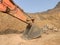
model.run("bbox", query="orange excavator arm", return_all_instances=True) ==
[0,0,32,24]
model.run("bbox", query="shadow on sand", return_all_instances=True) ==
[0,29,23,35]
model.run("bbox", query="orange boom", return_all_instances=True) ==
[0,0,28,22]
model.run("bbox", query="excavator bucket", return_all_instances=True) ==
[23,23,43,39]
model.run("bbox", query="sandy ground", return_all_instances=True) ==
[0,31,60,45]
